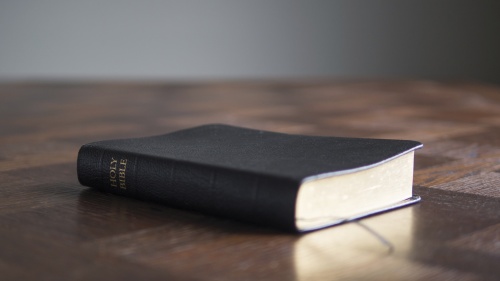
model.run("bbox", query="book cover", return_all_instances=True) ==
[77,124,422,232]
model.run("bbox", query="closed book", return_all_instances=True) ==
[77,124,422,232]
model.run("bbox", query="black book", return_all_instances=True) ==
[77,124,422,232]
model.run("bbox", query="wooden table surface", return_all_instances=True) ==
[1,81,499,280]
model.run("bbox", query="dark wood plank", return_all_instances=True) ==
[0,80,499,280]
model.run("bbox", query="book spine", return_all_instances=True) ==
[77,144,298,231]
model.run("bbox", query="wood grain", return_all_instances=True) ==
[0,80,499,280]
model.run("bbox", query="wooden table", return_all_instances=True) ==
[1,81,499,280]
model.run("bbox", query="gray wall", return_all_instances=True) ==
[1,1,499,83]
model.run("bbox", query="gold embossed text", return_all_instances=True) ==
[110,157,127,189]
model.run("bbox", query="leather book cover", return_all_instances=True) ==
[77,124,422,232]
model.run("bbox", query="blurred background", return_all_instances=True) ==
[0,0,499,84]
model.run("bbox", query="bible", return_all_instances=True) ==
[77,124,422,232]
